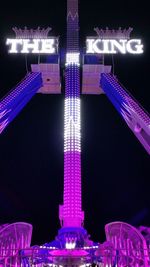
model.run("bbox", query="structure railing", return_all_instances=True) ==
[100,73,150,154]
[0,248,150,267]
[0,72,42,134]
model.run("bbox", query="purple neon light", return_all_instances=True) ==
[59,0,84,227]
[67,0,79,52]
[101,73,150,154]
[61,66,84,227]
[0,72,42,134]
[0,222,32,257]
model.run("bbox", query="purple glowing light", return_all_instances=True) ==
[59,5,84,225]
[62,94,84,226]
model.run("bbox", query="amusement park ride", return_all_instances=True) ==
[0,0,150,266]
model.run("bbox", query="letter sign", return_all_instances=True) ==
[86,38,143,54]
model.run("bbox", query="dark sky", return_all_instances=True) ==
[0,0,149,246]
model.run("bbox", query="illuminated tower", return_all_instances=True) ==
[57,0,88,249]
[59,0,84,229]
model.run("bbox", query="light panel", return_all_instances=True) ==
[86,38,144,54]
[66,52,80,66]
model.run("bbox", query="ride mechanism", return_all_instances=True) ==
[0,0,150,266]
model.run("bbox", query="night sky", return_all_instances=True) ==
[0,0,149,246]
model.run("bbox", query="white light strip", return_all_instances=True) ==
[65,53,80,66]
[64,98,81,152]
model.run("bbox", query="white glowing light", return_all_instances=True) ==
[65,242,76,249]
[21,39,40,53]
[6,39,22,53]
[64,98,81,152]
[80,264,91,267]
[6,38,57,54]
[66,53,80,66]
[126,39,143,54]
[86,38,143,54]
[40,39,56,53]
[110,39,127,54]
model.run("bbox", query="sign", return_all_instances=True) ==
[86,38,143,54]
[6,38,58,54]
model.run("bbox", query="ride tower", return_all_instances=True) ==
[57,0,89,249]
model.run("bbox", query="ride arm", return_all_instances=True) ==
[0,72,42,134]
[100,73,150,154]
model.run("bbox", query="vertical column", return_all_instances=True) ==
[59,0,84,227]
[67,0,79,52]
